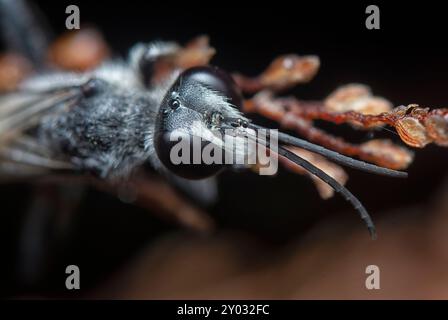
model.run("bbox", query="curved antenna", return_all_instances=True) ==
[248,123,407,178]
[277,145,376,239]
[241,129,377,238]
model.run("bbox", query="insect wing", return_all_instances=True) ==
[0,84,85,179]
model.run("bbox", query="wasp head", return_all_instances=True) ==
[154,66,252,179]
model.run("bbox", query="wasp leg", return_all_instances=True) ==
[165,174,218,207]
[17,183,84,288]
[17,185,57,287]
[232,54,320,93]
[120,171,215,234]
[38,171,215,234]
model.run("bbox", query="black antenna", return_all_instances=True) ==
[248,123,407,178]
[277,145,377,239]
[241,129,377,238]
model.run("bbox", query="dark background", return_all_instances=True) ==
[1,0,447,297]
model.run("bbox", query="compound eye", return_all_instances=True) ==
[180,66,243,108]
[155,101,224,180]
[154,130,224,180]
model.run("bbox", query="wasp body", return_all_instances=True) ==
[0,0,413,239]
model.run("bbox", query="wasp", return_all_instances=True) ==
[0,0,416,241]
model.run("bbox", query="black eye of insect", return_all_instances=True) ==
[154,66,235,179]
[180,66,243,108]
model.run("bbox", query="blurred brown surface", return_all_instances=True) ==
[88,178,448,300]
[0,53,31,91]
[48,28,109,71]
